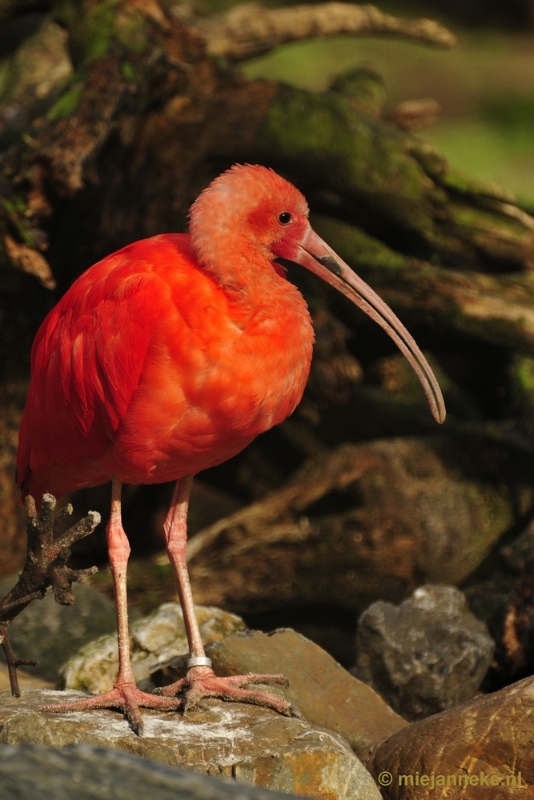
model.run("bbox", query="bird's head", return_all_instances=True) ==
[189,164,311,267]
[189,163,445,424]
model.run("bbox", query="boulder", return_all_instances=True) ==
[154,628,408,750]
[360,674,534,798]
[353,585,494,719]
[0,689,380,800]
[0,742,304,800]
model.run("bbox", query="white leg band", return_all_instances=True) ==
[187,655,212,668]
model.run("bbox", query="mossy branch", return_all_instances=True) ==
[249,84,534,271]
[311,214,534,353]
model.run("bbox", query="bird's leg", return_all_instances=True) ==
[45,476,182,734]
[154,476,300,718]
[162,475,206,661]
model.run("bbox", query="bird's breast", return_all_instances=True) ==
[110,271,314,483]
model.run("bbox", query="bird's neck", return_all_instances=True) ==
[199,241,291,308]
[198,235,271,287]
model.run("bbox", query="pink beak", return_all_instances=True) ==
[295,226,446,424]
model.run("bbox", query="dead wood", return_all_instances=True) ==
[186,437,533,615]
[200,2,456,62]
[0,494,100,696]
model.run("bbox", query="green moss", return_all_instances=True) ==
[120,60,137,83]
[46,83,83,121]
[55,0,117,64]
[55,0,148,66]
[329,66,387,118]
[449,200,530,242]
[304,212,534,355]
[509,353,534,409]
[257,85,438,240]
[310,214,409,274]
[514,356,534,394]
[1,197,38,248]
[84,6,117,63]
[407,141,448,181]
[2,196,27,216]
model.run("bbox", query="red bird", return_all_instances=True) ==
[17,164,445,734]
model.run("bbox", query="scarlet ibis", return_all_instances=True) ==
[17,164,445,734]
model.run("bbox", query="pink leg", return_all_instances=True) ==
[45,476,183,734]
[154,476,300,718]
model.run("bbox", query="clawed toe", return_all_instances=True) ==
[154,667,299,718]
[45,683,183,735]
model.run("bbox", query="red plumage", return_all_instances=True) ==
[16,164,444,733]
[18,230,313,501]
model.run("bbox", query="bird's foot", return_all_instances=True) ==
[44,681,183,735]
[153,665,302,718]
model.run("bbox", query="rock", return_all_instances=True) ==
[154,628,407,750]
[61,603,246,692]
[0,743,305,800]
[0,689,381,800]
[360,674,534,799]
[187,438,532,616]
[353,585,494,720]
[0,576,116,682]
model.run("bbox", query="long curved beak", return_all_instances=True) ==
[295,226,446,424]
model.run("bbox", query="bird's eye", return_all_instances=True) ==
[278,212,292,225]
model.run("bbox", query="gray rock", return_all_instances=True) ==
[0,743,304,800]
[60,603,246,692]
[0,576,117,682]
[0,689,380,800]
[353,585,494,720]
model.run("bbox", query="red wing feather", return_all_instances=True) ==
[17,237,187,498]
